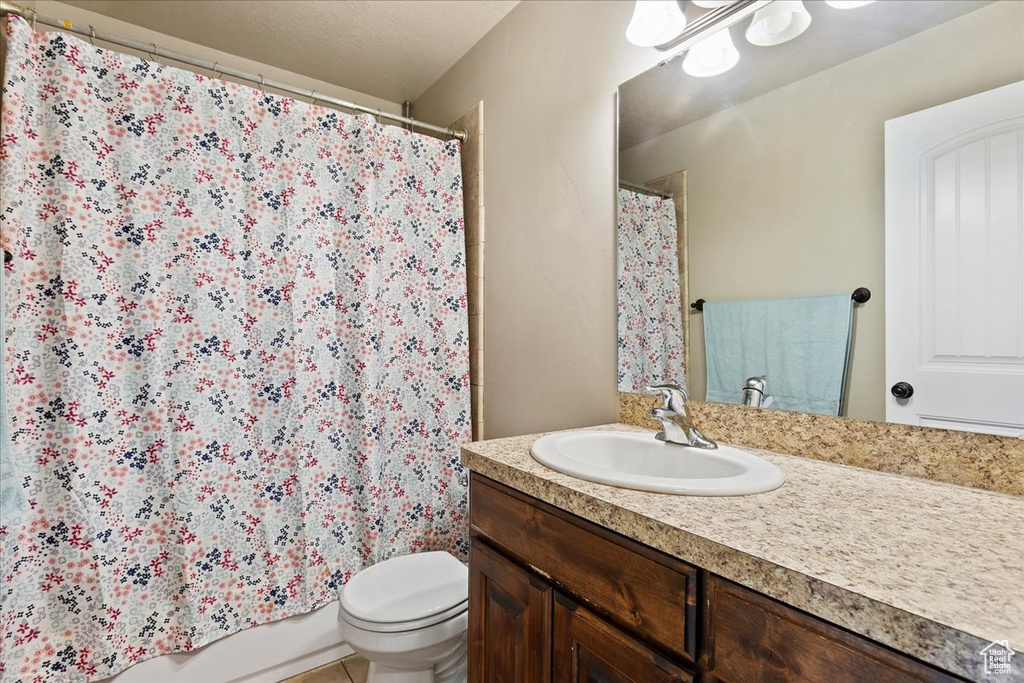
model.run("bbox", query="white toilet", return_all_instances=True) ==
[338,551,469,683]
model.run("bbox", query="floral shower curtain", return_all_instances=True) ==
[0,15,470,682]
[617,188,686,392]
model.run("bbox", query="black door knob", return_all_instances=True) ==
[891,382,914,399]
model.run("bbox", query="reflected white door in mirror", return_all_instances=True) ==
[885,81,1024,437]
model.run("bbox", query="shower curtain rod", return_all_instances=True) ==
[619,180,672,200]
[0,0,467,141]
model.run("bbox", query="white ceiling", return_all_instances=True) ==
[619,0,995,150]
[61,0,520,104]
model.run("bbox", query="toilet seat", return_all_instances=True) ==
[340,598,468,633]
[339,551,468,634]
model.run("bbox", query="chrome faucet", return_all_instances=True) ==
[646,383,718,450]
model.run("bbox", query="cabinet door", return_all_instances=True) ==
[706,577,964,682]
[469,537,552,683]
[553,593,693,683]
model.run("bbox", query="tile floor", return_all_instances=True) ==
[281,654,368,683]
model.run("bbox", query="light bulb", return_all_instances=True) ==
[824,0,875,8]
[683,27,740,78]
[626,0,687,47]
[745,1,811,46]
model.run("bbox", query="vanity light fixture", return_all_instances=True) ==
[626,0,688,47]
[682,26,740,77]
[691,0,739,7]
[745,1,811,46]
[824,0,876,8]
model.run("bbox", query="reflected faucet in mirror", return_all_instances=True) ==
[647,383,718,450]
[742,376,772,408]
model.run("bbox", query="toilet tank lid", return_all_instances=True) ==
[341,551,468,623]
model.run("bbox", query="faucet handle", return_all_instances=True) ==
[645,383,690,413]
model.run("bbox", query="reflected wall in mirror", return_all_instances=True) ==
[617,0,1024,434]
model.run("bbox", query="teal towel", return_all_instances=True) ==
[704,295,853,416]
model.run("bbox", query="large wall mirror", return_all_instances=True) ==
[617,0,1024,435]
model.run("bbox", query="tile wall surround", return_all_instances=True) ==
[449,102,485,440]
[619,392,1024,497]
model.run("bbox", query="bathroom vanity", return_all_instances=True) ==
[462,425,1024,682]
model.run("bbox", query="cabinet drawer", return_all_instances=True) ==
[707,577,965,682]
[470,474,698,665]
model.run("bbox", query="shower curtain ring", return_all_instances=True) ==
[258,74,265,92]
[212,61,221,79]
[28,7,38,29]
[88,25,96,45]
[310,90,319,106]
[145,43,158,63]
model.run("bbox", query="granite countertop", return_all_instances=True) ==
[460,423,1024,681]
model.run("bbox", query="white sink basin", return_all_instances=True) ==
[530,431,785,496]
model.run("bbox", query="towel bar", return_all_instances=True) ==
[690,288,871,312]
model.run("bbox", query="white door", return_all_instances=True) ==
[885,81,1024,436]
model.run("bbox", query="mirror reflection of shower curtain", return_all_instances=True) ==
[617,188,686,392]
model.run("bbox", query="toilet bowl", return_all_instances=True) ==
[338,551,469,683]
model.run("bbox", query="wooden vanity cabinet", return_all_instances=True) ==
[468,474,965,683]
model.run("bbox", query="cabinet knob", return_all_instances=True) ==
[890,382,914,400]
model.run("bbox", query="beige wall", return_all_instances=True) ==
[620,2,1024,422]
[414,2,664,438]
[12,1,402,115]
